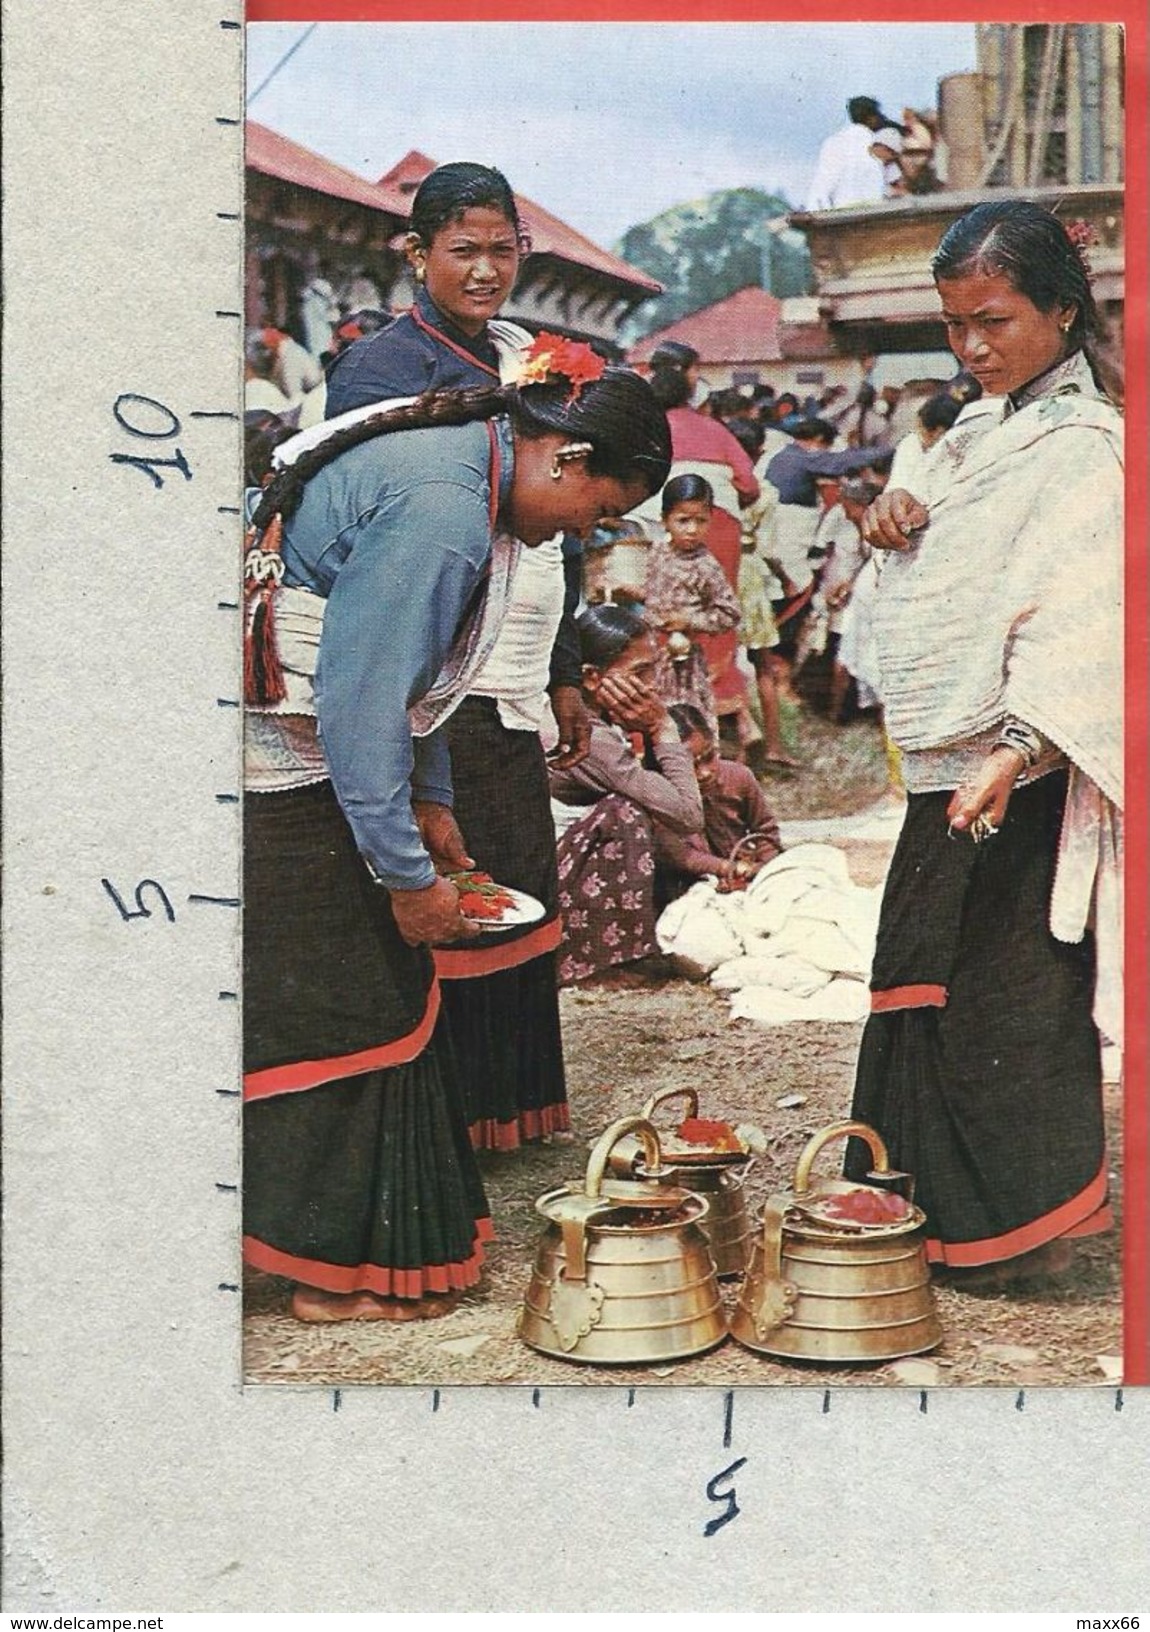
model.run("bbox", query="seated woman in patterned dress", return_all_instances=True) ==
[548,606,704,985]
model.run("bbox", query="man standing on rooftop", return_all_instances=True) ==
[805,96,907,211]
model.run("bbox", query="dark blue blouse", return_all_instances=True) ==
[765,439,892,507]
[325,287,502,415]
[325,288,583,691]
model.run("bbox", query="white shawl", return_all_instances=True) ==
[873,389,1123,806]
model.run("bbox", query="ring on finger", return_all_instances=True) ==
[971,813,999,844]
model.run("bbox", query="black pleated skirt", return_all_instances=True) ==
[437,697,569,1150]
[242,781,491,1295]
[847,772,1111,1266]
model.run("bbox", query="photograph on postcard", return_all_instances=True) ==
[238,13,1131,1387]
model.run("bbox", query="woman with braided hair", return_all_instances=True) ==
[846,200,1123,1287]
[242,367,670,1323]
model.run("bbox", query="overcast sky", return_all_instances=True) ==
[246,22,977,247]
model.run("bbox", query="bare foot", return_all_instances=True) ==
[763,752,801,769]
[290,1285,463,1323]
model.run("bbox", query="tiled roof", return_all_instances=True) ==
[628,285,785,365]
[376,150,662,294]
[246,122,410,218]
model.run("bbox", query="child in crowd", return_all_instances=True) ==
[643,474,743,737]
[653,704,783,901]
[727,416,800,768]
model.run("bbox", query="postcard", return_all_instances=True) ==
[239,5,1144,1394]
[2,0,1147,1613]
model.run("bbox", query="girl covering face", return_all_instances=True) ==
[548,605,704,986]
[584,630,664,728]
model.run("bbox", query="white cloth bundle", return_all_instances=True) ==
[710,953,831,999]
[729,978,870,1027]
[655,881,748,980]
[654,843,880,1022]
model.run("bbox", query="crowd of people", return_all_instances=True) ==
[241,163,1123,1329]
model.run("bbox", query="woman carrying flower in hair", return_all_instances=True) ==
[242,368,670,1322]
[846,201,1123,1288]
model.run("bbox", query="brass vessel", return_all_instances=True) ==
[518,1116,728,1365]
[730,1120,942,1364]
[606,1087,755,1279]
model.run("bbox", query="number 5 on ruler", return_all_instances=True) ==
[704,1456,748,1537]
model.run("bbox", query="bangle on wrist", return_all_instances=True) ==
[993,717,1047,770]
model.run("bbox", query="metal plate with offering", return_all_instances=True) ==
[446,871,545,933]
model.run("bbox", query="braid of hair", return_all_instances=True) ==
[243,384,509,704]
[250,384,511,534]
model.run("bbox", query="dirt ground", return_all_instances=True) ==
[243,710,1124,1390]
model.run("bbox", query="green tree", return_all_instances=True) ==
[617,188,812,344]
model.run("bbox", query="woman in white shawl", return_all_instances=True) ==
[846,200,1123,1288]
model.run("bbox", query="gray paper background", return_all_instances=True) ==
[2,0,1146,1612]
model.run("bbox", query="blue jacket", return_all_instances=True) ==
[281,417,515,890]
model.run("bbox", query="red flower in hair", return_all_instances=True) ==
[1066,218,1098,251]
[517,331,607,402]
[1065,219,1099,280]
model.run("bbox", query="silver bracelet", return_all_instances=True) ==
[993,717,1048,769]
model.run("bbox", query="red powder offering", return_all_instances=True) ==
[820,1188,911,1225]
[676,1117,742,1151]
[451,871,517,921]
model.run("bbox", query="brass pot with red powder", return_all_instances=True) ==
[604,1087,755,1280]
[730,1120,942,1364]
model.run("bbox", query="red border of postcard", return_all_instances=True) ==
[244,0,1150,1385]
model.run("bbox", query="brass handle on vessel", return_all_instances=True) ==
[640,1084,699,1124]
[585,1116,664,1200]
[753,1195,797,1340]
[792,1120,889,1196]
[564,1116,663,1283]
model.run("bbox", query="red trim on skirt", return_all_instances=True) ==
[469,1098,572,1152]
[871,983,949,1012]
[243,978,442,1101]
[924,1162,1111,1267]
[242,1215,495,1299]
[433,915,562,980]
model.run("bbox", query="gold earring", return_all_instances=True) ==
[550,458,563,481]
[414,265,425,285]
